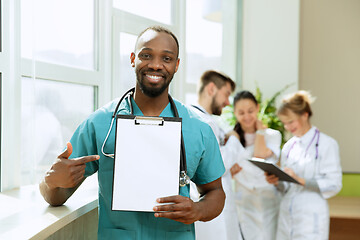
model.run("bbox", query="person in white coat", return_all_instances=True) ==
[266,90,342,240]
[230,90,281,240]
[190,70,244,240]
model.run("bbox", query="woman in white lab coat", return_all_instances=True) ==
[229,90,281,240]
[266,91,342,239]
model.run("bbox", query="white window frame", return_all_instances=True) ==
[1,0,113,191]
[1,0,22,191]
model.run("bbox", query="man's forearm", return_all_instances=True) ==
[39,179,81,206]
[197,187,225,222]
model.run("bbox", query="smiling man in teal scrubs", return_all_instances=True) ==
[39,26,226,239]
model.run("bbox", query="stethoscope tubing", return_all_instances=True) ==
[286,128,320,160]
[101,88,135,159]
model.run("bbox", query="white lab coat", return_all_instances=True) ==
[233,128,281,240]
[276,126,342,240]
[189,104,244,240]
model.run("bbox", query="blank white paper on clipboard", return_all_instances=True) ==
[112,115,182,212]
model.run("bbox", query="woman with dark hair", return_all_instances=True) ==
[229,90,281,240]
[266,91,342,239]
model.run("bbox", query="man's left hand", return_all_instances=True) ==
[153,195,201,224]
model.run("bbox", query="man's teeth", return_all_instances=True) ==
[147,75,162,80]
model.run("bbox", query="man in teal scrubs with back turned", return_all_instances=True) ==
[39,26,226,239]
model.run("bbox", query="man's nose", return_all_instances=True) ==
[224,98,230,106]
[148,57,163,70]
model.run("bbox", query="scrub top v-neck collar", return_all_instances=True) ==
[130,97,175,117]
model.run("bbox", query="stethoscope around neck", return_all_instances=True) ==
[286,128,320,160]
[101,87,190,187]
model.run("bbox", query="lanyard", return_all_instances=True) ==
[191,105,206,114]
[286,128,320,160]
[102,88,190,187]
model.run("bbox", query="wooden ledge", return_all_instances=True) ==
[329,195,360,219]
[0,175,98,239]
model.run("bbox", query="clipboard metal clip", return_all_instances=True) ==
[179,171,190,187]
[134,116,164,126]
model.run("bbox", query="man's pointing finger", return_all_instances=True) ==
[73,155,100,165]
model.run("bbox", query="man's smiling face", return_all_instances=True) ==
[131,30,179,98]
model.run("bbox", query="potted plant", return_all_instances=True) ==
[220,83,294,146]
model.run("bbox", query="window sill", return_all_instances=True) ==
[0,175,98,239]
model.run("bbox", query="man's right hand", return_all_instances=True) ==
[44,142,99,190]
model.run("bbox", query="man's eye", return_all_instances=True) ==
[163,56,172,62]
[140,53,151,59]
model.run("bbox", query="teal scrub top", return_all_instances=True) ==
[69,96,225,240]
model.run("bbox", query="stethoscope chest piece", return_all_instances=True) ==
[179,171,191,187]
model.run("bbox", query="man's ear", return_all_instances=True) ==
[174,58,180,73]
[207,82,217,97]
[130,52,135,67]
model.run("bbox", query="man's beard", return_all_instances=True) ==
[139,80,170,98]
[137,72,173,98]
[210,95,222,116]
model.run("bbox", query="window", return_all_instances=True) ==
[184,0,223,104]
[185,0,222,85]
[18,0,100,186]
[113,0,172,24]
[21,0,96,70]
[1,0,240,190]
[20,78,95,185]
[111,0,177,98]
[114,32,137,95]
[0,0,22,192]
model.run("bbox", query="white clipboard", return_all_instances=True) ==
[111,115,182,212]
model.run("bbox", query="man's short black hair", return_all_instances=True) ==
[135,26,179,58]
